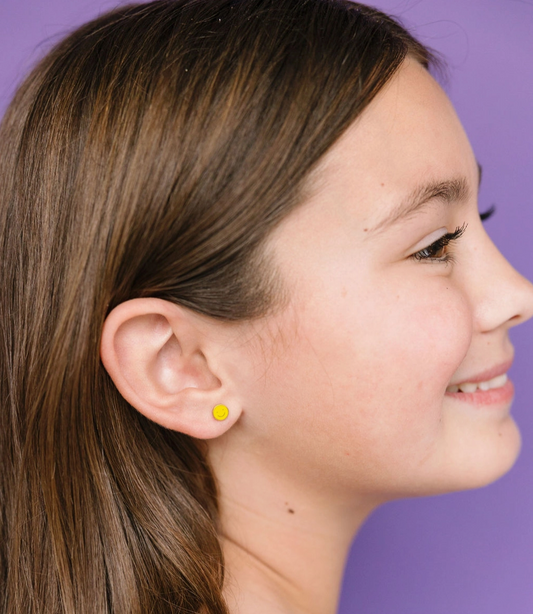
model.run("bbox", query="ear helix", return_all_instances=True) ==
[212,404,229,421]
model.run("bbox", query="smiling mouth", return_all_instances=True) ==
[446,373,508,394]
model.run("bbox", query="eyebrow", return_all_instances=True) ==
[367,163,482,235]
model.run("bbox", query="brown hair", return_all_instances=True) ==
[0,1,433,612]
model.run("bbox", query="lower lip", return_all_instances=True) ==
[445,378,514,407]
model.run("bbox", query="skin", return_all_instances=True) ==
[101,58,533,614]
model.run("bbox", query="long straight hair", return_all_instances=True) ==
[0,1,432,612]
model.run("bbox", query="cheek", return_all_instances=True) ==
[380,285,473,395]
[338,283,473,440]
[232,279,474,491]
[326,285,473,486]
[314,278,472,403]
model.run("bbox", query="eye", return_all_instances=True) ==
[410,223,467,264]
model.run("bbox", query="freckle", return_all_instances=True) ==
[363,228,368,232]
[288,509,295,514]
[380,183,385,187]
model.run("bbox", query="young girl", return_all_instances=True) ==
[1,1,532,613]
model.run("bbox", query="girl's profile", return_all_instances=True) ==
[1,1,532,613]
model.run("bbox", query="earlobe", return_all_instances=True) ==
[100,298,241,439]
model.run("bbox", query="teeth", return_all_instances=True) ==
[458,382,477,393]
[447,373,507,394]
[489,374,508,388]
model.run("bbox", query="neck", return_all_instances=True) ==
[210,444,380,614]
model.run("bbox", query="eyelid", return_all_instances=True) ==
[409,228,448,254]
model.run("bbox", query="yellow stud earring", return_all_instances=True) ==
[212,404,229,421]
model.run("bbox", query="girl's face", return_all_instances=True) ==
[218,58,533,501]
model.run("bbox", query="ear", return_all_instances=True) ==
[100,298,241,439]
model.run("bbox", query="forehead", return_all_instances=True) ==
[304,58,476,226]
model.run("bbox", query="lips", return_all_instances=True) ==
[445,358,514,407]
[447,358,513,387]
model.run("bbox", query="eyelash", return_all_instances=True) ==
[410,206,496,264]
[480,204,496,222]
[411,223,467,264]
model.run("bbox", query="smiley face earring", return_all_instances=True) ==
[212,404,229,421]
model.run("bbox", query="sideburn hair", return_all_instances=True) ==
[0,1,434,612]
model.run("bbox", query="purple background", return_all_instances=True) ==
[1,1,532,612]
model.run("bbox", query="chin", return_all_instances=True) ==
[384,416,522,500]
[439,415,522,494]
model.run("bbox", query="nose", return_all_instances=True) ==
[466,223,533,333]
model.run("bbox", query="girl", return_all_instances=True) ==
[1,1,532,612]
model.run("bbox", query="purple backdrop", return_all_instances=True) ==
[1,1,532,612]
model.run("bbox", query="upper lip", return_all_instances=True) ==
[448,358,514,385]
